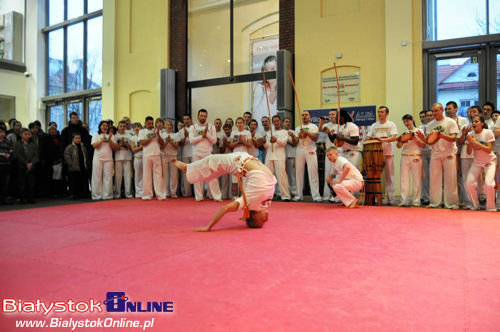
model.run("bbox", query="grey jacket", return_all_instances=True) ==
[13,141,39,168]
[64,143,90,172]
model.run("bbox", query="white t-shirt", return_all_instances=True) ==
[329,156,363,181]
[138,128,161,157]
[264,129,288,161]
[230,129,251,153]
[189,123,217,157]
[485,118,495,130]
[426,117,459,156]
[367,120,398,156]
[493,117,500,153]
[91,133,113,161]
[218,133,232,154]
[285,129,296,158]
[418,124,431,154]
[161,131,179,157]
[467,129,496,165]
[294,123,319,153]
[401,128,424,155]
[131,135,143,157]
[339,122,360,151]
[113,132,132,161]
[214,130,225,154]
[178,127,192,158]
[460,124,474,159]
[322,122,339,149]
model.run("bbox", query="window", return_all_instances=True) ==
[423,0,500,112]
[43,0,102,129]
[187,0,279,123]
[426,0,499,41]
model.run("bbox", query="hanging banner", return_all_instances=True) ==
[321,72,361,104]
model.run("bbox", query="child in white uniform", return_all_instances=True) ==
[397,114,425,206]
[465,115,497,211]
[113,120,133,198]
[130,123,143,198]
[91,121,117,200]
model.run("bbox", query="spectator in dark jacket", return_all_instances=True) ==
[0,126,12,204]
[13,128,39,203]
[61,112,91,149]
[64,132,91,199]
[46,126,68,198]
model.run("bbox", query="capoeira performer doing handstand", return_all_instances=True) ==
[324,147,364,208]
[175,152,277,231]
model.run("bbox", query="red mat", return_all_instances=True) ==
[1,199,500,331]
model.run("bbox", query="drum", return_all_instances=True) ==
[362,140,384,176]
[362,140,384,206]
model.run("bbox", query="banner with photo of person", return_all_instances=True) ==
[251,37,279,128]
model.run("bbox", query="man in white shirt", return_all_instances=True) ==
[213,118,224,154]
[139,116,165,200]
[367,106,398,205]
[318,109,338,201]
[264,115,290,201]
[179,114,193,197]
[483,101,496,129]
[445,101,469,207]
[283,117,297,198]
[325,147,363,208]
[259,116,271,163]
[292,110,321,201]
[419,102,460,209]
[189,109,221,202]
[418,110,432,205]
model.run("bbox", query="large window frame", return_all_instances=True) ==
[186,0,277,113]
[422,0,500,110]
[42,0,102,128]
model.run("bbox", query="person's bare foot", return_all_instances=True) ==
[347,198,358,208]
[175,160,187,173]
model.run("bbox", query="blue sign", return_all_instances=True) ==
[306,105,377,126]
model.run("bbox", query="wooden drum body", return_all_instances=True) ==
[362,140,385,205]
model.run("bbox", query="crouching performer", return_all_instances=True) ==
[325,147,364,208]
[175,152,277,231]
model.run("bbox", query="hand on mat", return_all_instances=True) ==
[193,226,211,232]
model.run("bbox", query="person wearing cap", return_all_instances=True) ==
[175,152,276,231]
[367,106,398,205]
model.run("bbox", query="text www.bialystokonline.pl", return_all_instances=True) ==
[14,317,155,330]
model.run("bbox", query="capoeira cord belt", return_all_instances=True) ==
[236,155,257,220]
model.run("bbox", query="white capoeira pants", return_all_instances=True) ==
[91,159,113,200]
[421,149,431,202]
[286,157,297,197]
[180,156,193,197]
[114,160,133,198]
[383,155,396,204]
[322,156,333,200]
[193,154,221,201]
[295,150,321,201]
[219,174,232,199]
[466,161,497,211]
[134,157,143,198]
[429,154,459,208]
[460,158,473,208]
[142,155,165,200]
[162,155,178,197]
[265,159,290,200]
[331,179,363,207]
[400,155,422,206]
